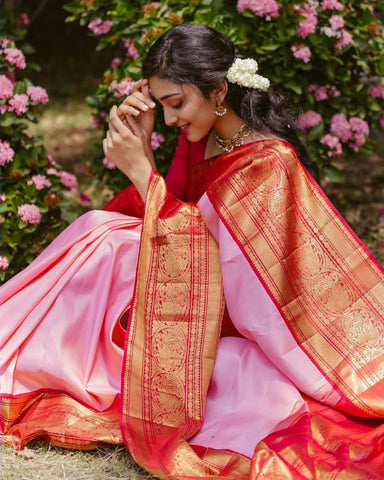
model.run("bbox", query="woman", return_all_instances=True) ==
[1,24,384,479]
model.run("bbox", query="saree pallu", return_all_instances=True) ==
[1,138,384,479]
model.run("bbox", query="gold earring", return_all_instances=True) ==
[215,101,227,117]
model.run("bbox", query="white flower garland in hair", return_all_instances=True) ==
[226,58,270,91]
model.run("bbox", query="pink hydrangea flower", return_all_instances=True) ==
[309,84,340,101]
[88,18,113,35]
[297,111,322,130]
[124,39,139,59]
[27,86,49,104]
[320,133,342,157]
[20,12,29,25]
[110,57,122,69]
[0,139,15,166]
[8,93,29,116]
[46,167,59,176]
[0,256,9,270]
[320,0,343,10]
[109,78,135,98]
[103,157,116,169]
[0,193,6,201]
[151,132,165,150]
[17,204,42,224]
[335,30,353,49]
[1,37,11,48]
[28,174,52,190]
[369,85,384,99]
[349,117,369,136]
[58,171,78,191]
[291,44,311,63]
[330,113,352,142]
[3,48,26,69]
[297,11,318,39]
[329,15,345,31]
[0,74,14,99]
[237,0,280,19]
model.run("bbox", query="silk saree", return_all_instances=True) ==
[1,138,384,478]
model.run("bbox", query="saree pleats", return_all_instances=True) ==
[119,172,253,478]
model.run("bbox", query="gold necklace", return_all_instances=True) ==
[215,124,252,153]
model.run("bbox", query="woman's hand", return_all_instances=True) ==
[103,105,153,201]
[117,79,156,155]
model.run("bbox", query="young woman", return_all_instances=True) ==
[1,24,384,479]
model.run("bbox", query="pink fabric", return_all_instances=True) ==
[188,194,342,458]
[0,210,141,410]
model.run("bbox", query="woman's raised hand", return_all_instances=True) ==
[117,79,156,142]
[103,79,157,201]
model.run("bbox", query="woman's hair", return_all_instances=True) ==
[142,24,310,166]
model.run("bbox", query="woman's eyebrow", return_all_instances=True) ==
[159,92,181,101]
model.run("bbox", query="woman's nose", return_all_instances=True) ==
[163,108,177,126]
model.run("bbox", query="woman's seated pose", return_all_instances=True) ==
[1,23,383,479]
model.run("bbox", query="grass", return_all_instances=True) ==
[1,442,157,480]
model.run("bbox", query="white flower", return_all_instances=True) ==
[226,58,270,90]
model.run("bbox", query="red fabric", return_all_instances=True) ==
[165,131,208,200]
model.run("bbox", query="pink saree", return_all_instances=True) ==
[1,138,384,479]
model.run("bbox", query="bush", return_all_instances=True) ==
[64,0,384,189]
[0,6,79,282]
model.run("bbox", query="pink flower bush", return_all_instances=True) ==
[88,18,113,35]
[335,30,353,49]
[291,44,311,63]
[109,78,135,98]
[320,133,342,157]
[0,256,9,270]
[103,157,116,169]
[369,85,384,99]
[124,39,140,59]
[237,0,280,19]
[297,11,318,39]
[27,174,52,190]
[151,132,165,150]
[17,204,42,225]
[110,57,122,69]
[8,93,29,115]
[0,139,15,166]
[0,74,14,99]
[58,171,78,191]
[3,48,26,69]
[308,84,340,101]
[297,111,322,130]
[27,86,49,104]
[329,15,345,31]
[329,114,369,151]
[320,0,344,10]
[330,113,351,142]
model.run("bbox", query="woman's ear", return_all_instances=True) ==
[214,80,228,103]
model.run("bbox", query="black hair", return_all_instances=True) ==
[142,23,310,166]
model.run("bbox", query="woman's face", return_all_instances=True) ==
[149,76,217,143]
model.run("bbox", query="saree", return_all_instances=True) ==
[1,138,384,479]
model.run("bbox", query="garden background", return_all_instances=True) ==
[1,0,384,478]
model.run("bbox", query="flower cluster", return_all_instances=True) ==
[226,58,270,90]
[88,17,113,35]
[237,0,280,20]
[320,113,370,157]
[1,11,79,281]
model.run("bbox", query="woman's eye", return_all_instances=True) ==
[172,102,182,110]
